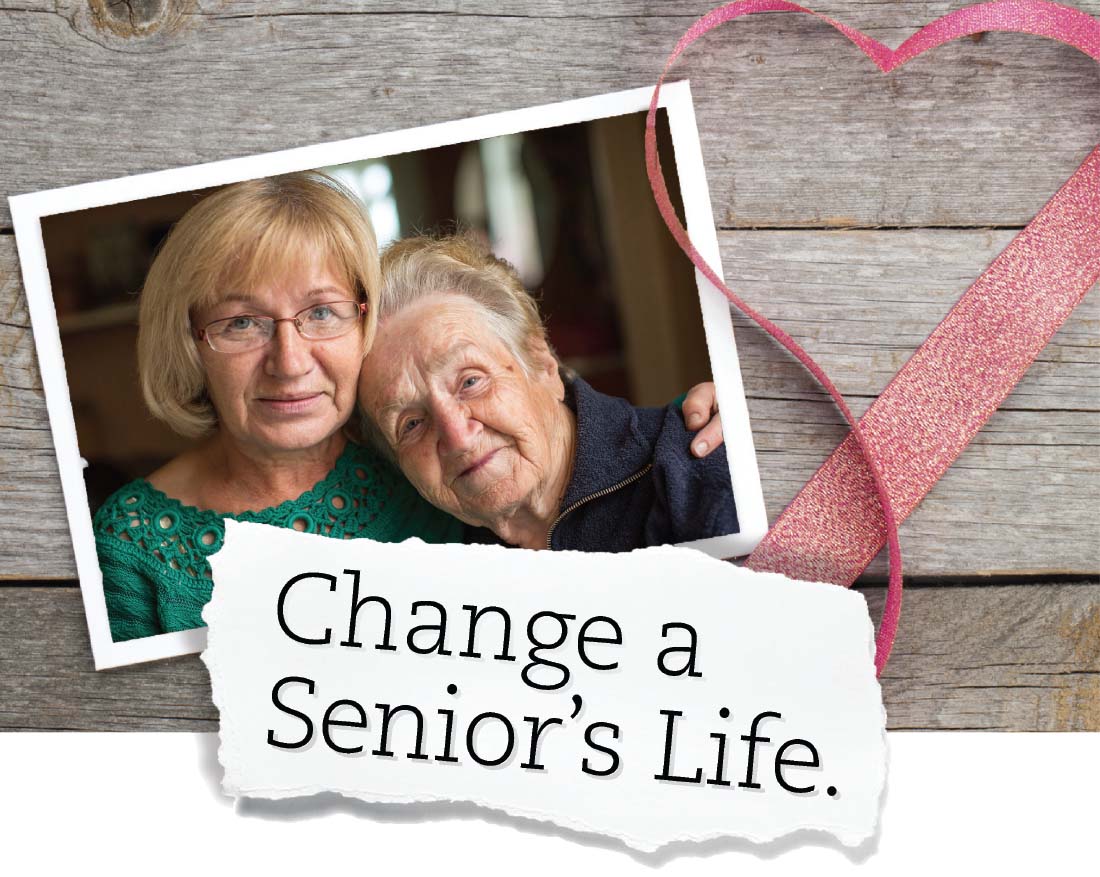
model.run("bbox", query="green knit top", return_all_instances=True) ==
[93,441,463,642]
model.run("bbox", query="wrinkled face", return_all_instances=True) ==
[359,294,566,527]
[192,253,365,457]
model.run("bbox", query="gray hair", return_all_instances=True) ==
[377,233,549,371]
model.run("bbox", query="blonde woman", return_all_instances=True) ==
[94,173,462,642]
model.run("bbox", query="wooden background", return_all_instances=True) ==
[0,0,1097,731]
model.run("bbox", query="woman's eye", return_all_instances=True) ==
[306,305,335,321]
[223,316,258,333]
[460,375,482,390]
[398,417,423,440]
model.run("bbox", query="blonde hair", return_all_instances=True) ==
[378,232,547,369]
[138,171,380,437]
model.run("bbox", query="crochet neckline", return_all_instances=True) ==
[134,440,361,522]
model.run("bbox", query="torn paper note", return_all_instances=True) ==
[203,520,886,852]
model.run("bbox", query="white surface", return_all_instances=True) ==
[1,732,1096,874]
[204,522,885,850]
[8,80,768,671]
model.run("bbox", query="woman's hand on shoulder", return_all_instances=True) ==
[682,381,723,458]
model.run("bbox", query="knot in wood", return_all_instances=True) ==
[88,0,180,38]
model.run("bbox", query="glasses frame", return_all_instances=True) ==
[193,300,368,353]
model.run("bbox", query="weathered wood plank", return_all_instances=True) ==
[864,584,1100,731]
[0,234,76,580]
[2,229,1094,578]
[1,2,1096,228]
[1,583,1095,730]
[720,229,1100,577]
[0,585,218,729]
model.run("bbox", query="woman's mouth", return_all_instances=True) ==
[458,448,501,480]
[256,393,324,415]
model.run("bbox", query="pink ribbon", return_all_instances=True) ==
[645,0,1100,673]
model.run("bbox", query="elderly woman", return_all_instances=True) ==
[95,175,725,641]
[94,173,463,642]
[359,234,739,551]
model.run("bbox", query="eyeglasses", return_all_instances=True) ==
[195,300,368,353]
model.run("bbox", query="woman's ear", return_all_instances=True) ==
[527,334,565,401]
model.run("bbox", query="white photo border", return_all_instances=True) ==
[10,81,769,670]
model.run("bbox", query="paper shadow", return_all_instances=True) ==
[196,733,886,865]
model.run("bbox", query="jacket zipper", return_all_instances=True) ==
[545,462,654,549]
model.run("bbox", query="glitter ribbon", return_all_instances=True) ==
[645,0,1100,673]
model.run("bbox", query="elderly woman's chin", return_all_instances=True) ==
[447,451,534,523]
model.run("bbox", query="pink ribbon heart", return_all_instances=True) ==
[645,0,1100,673]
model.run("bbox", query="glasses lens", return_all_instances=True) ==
[206,316,272,352]
[202,301,363,351]
[298,301,362,339]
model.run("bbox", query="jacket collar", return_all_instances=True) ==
[560,376,656,509]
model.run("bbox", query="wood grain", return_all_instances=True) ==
[1,583,1095,731]
[719,229,1100,578]
[865,584,1100,732]
[1,1,1097,228]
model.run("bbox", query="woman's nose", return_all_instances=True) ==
[265,321,314,378]
[436,400,479,455]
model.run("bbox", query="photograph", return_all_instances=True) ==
[12,84,768,668]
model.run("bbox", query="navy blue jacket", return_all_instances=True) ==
[469,377,740,551]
